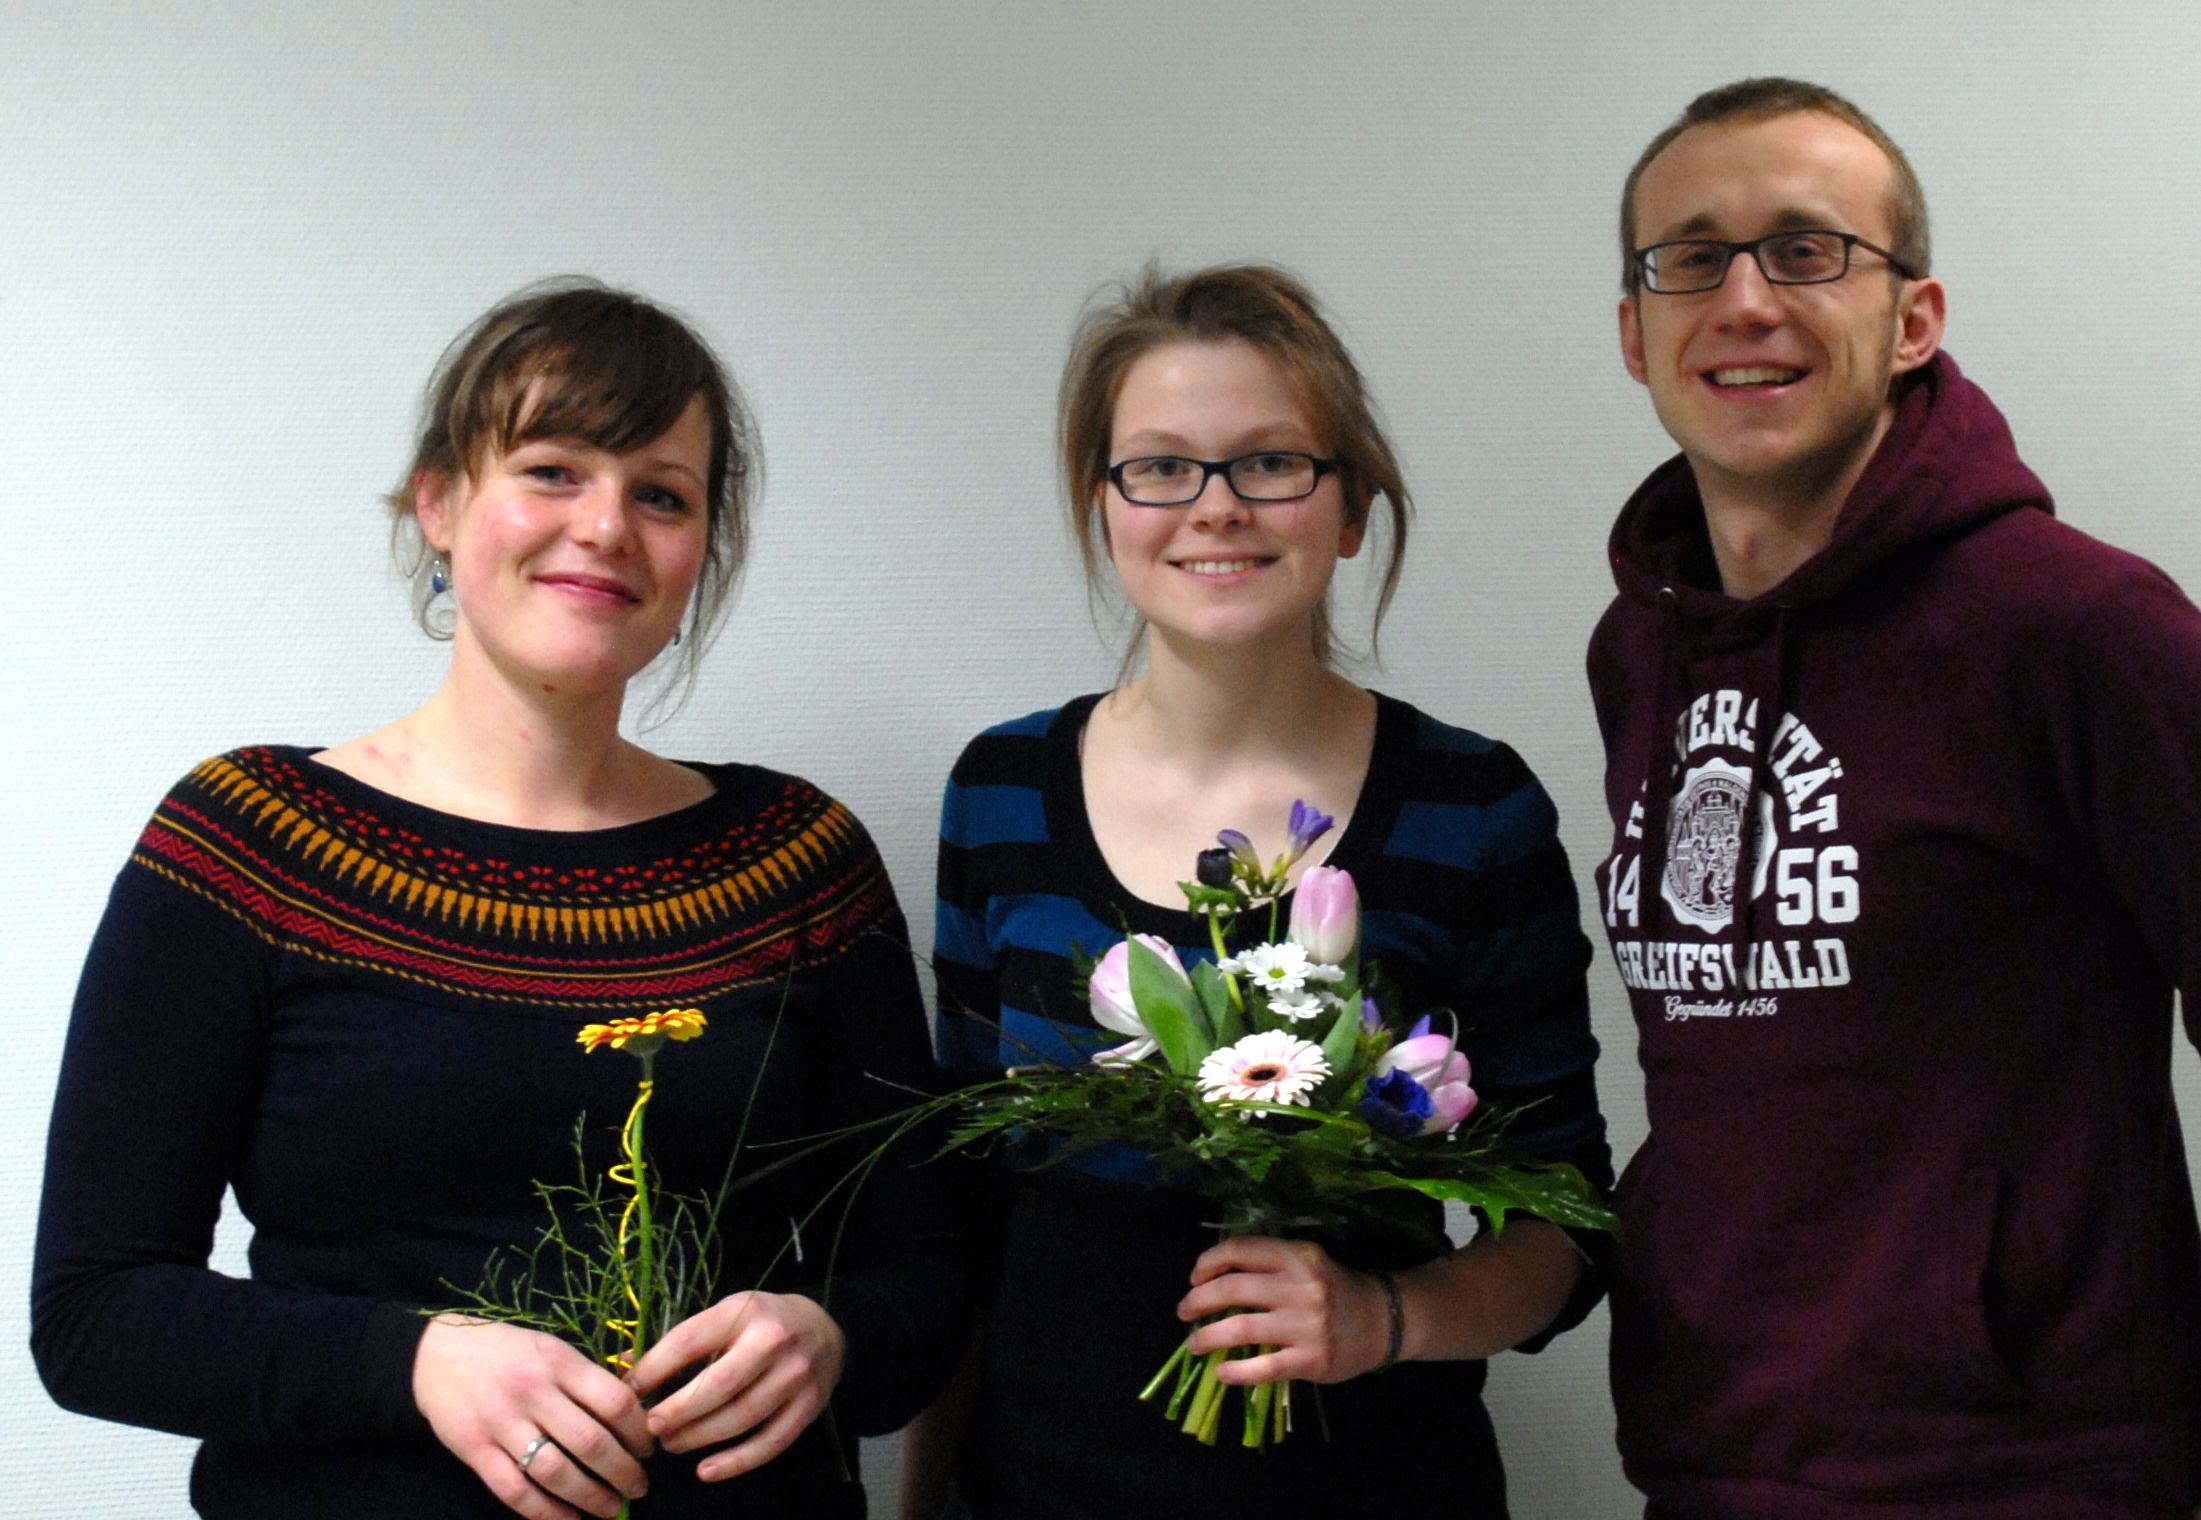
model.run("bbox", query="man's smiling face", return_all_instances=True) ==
[1620,110,1938,509]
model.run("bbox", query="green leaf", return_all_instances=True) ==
[1191,960,1244,1047]
[1356,1163,1619,1235]
[1311,997,1365,1106]
[1178,883,1241,915]
[1129,939,1211,1074]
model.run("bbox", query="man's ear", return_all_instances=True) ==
[1890,276,1947,377]
[1619,295,1649,386]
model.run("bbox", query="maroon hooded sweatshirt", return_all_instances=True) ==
[1590,352,2201,1518]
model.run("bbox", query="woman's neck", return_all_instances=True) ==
[1081,627,1376,906]
[1112,627,1355,766]
[319,638,703,830]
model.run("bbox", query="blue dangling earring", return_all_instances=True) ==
[429,555,449,596]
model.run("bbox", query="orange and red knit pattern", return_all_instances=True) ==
[131,748,897,1011]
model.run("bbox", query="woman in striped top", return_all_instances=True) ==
[906,265,1611,1520]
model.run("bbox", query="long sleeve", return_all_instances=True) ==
[1359,730,1611,1351]
[928,739,1008,1077]
[1421,746,1609,1178]
[788,882,978,1436]
[31,859,429,1444]
[2051,556,2201,1032]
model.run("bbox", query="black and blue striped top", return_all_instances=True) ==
[935,690,1609,1182]
[931,692,1612,1518]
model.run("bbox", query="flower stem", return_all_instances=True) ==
[1181,1349,1230,1445]
[1206,911,1246,1017]
[618,1059,659,1371]
[1137,1338,1189,1402]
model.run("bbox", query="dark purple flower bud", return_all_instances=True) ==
[1195,847,1235,888]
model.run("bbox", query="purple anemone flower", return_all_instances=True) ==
[1360,1068,1437,1140]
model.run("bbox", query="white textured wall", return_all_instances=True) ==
[8,4,2199,1514]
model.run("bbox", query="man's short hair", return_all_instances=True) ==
[1619,77,1931,294]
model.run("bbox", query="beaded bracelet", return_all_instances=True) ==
[1371,1268,1406,1372]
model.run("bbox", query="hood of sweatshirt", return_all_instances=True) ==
[1602,351,2050,955]
[1608,349,2050,622]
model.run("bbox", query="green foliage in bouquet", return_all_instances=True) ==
[944,800,1616,1448]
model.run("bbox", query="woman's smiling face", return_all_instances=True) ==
[420,394,712,697]
[1103,339,1362,657]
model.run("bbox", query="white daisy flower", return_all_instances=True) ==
[1228,942,1315,996]
[1266,991,1326,1023]
[1197,1030,1332,1108]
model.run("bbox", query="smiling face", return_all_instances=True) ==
[1103,340,1363,657]
[1619,110,1945,514]
[417,394,712,697]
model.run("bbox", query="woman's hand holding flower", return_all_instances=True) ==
[413,1315,652,1520]
[626,1290,846,1483]
[1175,1236,1394,1387]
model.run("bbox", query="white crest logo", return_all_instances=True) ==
[1660,758,1775,933]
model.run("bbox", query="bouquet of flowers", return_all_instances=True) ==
[947,802,1615,1448]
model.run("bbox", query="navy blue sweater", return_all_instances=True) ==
[34,748,970,1518]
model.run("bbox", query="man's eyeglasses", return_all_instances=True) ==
[1107,451,1337,507]
[1634,229,1917,294]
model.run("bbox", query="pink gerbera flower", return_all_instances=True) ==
[1197,1030,1331,1108]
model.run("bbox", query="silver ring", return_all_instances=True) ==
[517,1434,552,1472]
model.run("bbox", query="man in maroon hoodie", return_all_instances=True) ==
[1593,77,2201,1518]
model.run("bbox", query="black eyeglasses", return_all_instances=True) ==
[1107,451,1338,506]
[1634,229,1917,294]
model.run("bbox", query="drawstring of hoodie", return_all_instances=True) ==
[1634,586,1687,943]
[1730,603,1795,985]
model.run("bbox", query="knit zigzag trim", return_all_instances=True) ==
[131,750,896,1009]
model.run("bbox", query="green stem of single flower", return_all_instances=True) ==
[627,1057,657,1367]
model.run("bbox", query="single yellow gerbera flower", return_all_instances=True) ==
[577,1007,708,1053]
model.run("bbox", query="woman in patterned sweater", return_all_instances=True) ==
[906,265,1612,1520]
[32,283,966,1519]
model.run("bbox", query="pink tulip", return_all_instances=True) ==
[1424,1078,1480,1134]
[1086,934,1187,1063]
[1288,865,1359,966]
[1374,1032,1478,1135]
